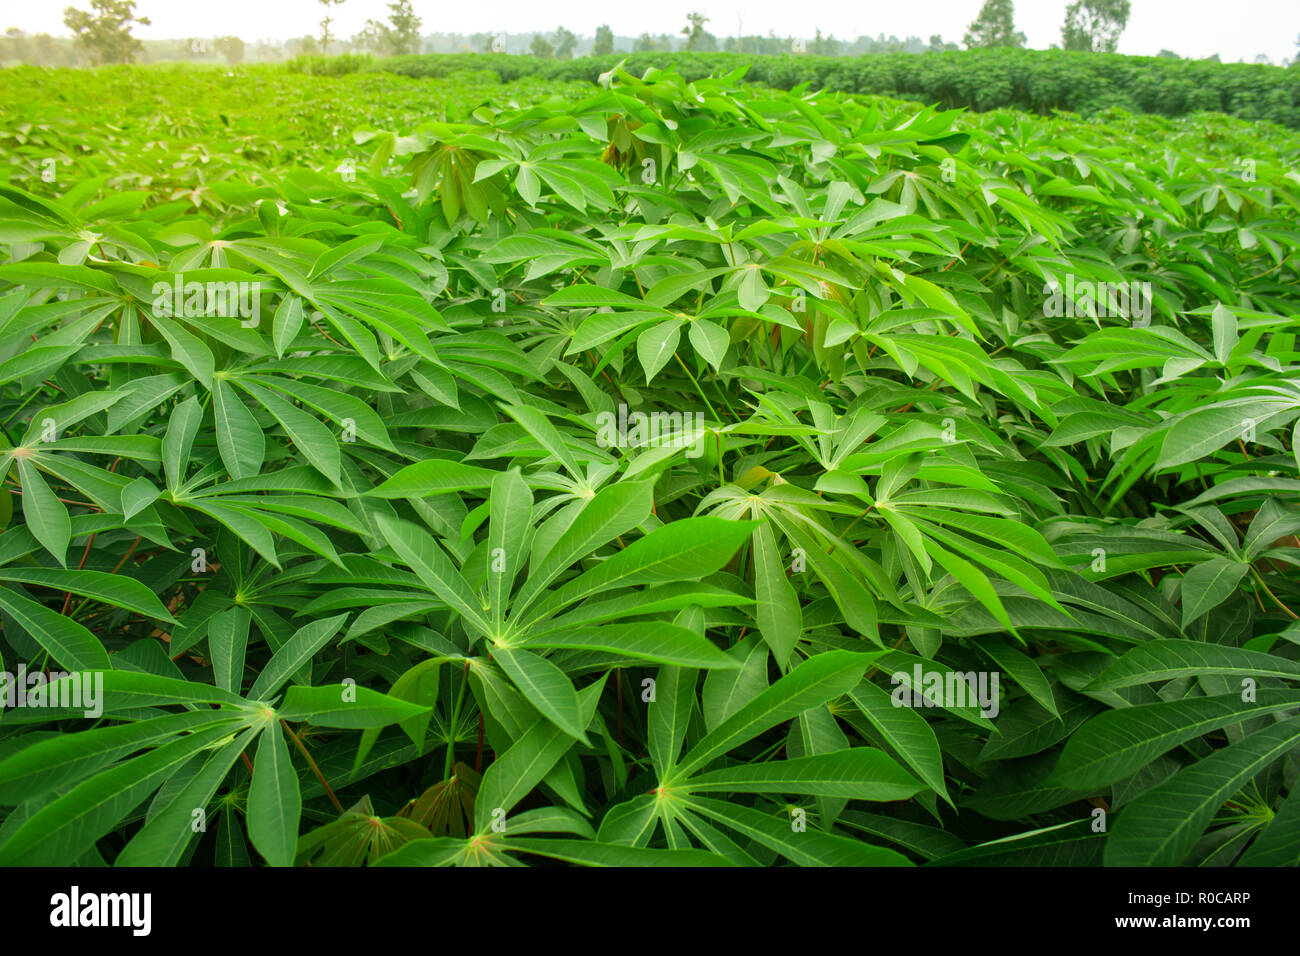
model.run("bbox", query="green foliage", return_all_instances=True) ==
[0,57,1298,868]
[376,48,1300,128]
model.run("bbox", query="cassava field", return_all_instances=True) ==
[1,54,1299,869]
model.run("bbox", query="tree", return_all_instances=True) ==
[963,0,1025,49]
[215,36,245,65]
[2,28,31,64]
[383,0,422,55]
[809,29,841,56]
[1061,0,1131,53]
[360,0,423,56]
[63,0,151,65]
[682,11,710,51]
[1156,48,1180,58]
[553,26,577,60]
[530,33,554,58]
[633,32,655,52]
[318,0,346,54]
[593,24,614,56]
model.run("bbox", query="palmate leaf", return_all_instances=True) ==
[0,719,238,865]
[115,727,259,867]
[3,53,1300,871]
[1105,716,1300,866]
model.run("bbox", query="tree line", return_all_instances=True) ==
[0,0,1293,67]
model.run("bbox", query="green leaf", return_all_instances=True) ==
[1046,690,1300,791]
[636,320,682,383]
[1105,716,1300,866]
[247,612,348,701]
[687,747,923,799]
[1179,557,1249,629]
[15,458,69,565]
[247,720,301,867]
[1088,639,1300,691]
[848,681,950,804]
[212,375,264,481]
[0,586,110,671]
[0,568,175,623]
[492,645,588,743]
[753,521,801,668]
[277,684,432,728]
[688,319,729,370]
[0,720,237,865]
[368,459,500,498]
[675,650,880,780]
[523,621,738,669]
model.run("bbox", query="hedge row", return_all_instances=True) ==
[371,48,1300,128]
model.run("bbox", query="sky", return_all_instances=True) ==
[4,0,1298,63]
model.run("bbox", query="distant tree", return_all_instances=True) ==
[1156,48,1180,58]
[387,0,422,54]
[593,24,614,55]
[553,26,576,59]
[963,0,1025,49]
[63,0,151,64]
[2,28,30,63]
[1061,0,1130,53]
[633,32,655,51]
[682,11,710,51]
[317,0,346,54]
[530,33,554,58]
[215,35,245,65]
[809,29,841,56]
[360,0,422,56]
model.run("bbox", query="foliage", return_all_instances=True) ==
[0,59,1298,867]
[374,48,1300,128]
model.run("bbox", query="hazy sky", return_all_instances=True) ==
[6,0,1299,62]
